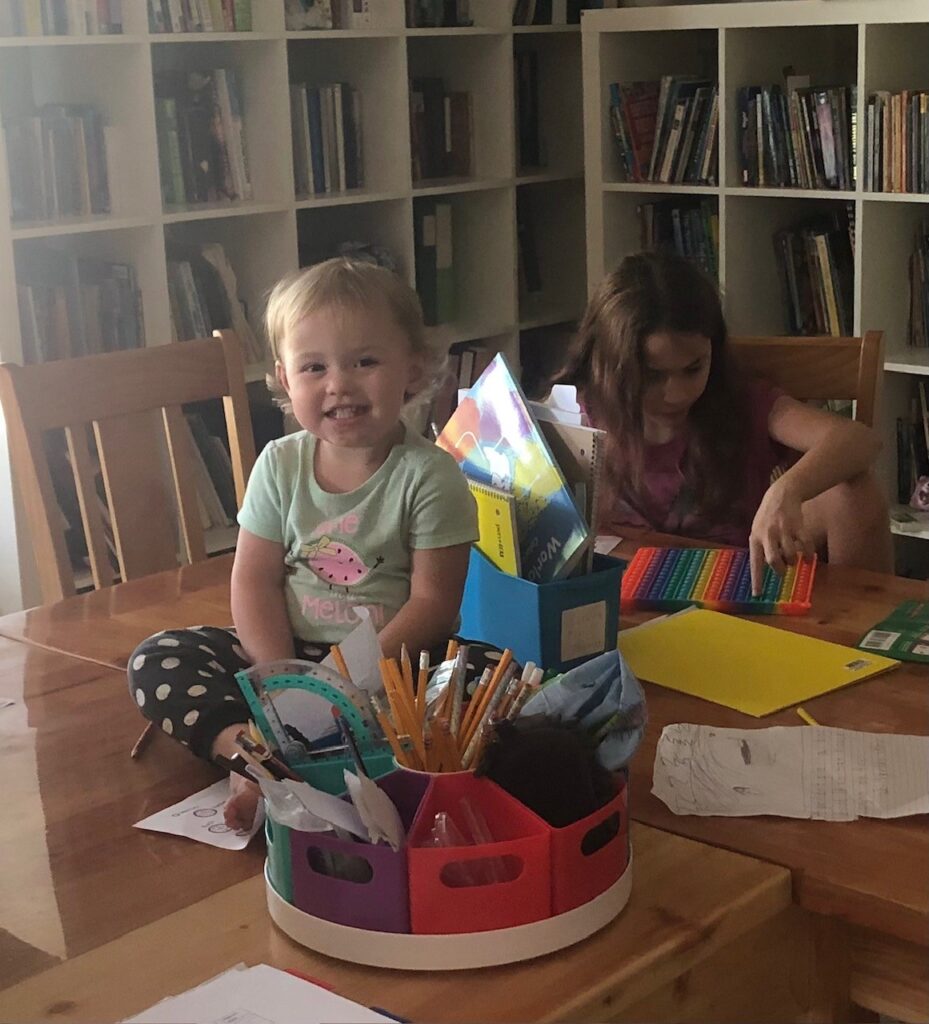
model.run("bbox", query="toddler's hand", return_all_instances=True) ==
[225,773,260,830]
[749,478,814,595]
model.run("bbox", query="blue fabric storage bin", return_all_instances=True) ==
[459,548,624,671]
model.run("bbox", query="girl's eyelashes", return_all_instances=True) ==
[357,356,379,368]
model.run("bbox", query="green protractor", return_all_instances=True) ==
[235,660,377,762]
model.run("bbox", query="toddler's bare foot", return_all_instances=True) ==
[225,773,260,830]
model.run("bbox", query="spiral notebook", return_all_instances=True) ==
[468,478,521,576]
[537,419,605,572]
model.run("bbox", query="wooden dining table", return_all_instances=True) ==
[0,543,926,1022]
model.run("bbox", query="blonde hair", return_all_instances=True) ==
[264,258,446,416]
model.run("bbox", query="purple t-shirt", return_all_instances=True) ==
[602,380,787,547]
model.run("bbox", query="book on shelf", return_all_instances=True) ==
[414,198,455,327]
[410,78,473,182]
[165,240,264,363]
[290,82,363,195]
[154,68,252,207]
[738,81,854,190]
[608,78,717,185]
[516,188,543,296]
[772,205,854,337]
[186,412,237,529]
[638,198,718,280]
[406,0,471,28]
[285,0,371,31]
[866,91,929,194]
[16,245,144,363]
[429,343,493,433]
[4,104,111,223]
[437,353,591,584]
[908,222,929,348]
[148,0,253,33]
[0,0,122,36]
[515,50,544,170]
[895,379,929,506]
[511,0,617,24]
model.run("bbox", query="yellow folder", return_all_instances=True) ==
[618,607,899,717]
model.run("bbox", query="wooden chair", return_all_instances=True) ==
[729,331,883,428]
[0,330,256,604]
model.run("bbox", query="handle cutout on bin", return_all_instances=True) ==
[439,854,523,888]
[580,812,620,856]
[306,846,374,884]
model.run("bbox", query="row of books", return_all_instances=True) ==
[908,224,929,349]
[414,198,455,327]
[609,78,719,185]
[290,83,363,196]
[512,0,618,25]
[515,50,545,170]
[185,412,238,531]
[4,105,111,223]
[438,354,600,584]
[773,206,854,337]
[16,245,144,364]
[639,199,719,281]
[147,0,252,32]
[154,69,252,207]
[284,0,371,30]
[738,82,855,191]
[410,78,472,182]
[864,91,929,195]
[166,241,264,363]
[406,1,471,28]
[0,0,122,35]
[895,379,929,506]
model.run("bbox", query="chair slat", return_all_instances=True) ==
[730,333,883,427]
[94,411,180,582]
[64,424,116,591]
[162,406,208,566]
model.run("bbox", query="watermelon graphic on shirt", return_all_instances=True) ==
[299,536,381,589]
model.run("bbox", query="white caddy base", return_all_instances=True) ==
[264,850,633,971]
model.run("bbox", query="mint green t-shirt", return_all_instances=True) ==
[237,426,478,644]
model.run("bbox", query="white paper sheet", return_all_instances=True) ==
[125,963,393,1024]
[319,608,383,695]
[652,723,929,821]
[133,779,264,850]
[594,535,622,555]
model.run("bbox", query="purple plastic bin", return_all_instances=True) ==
[288,770,430,934]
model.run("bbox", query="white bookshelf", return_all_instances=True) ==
[0,0,588,611]
[582,0,929,574]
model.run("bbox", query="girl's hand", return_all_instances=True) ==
[749,477,814,595]
[224,773,260,830]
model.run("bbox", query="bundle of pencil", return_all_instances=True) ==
[371,643,541,773]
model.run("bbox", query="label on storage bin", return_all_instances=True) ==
[560,601,606,663]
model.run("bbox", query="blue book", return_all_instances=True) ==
[437,354,590,584]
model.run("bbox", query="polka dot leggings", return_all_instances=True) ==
[127,627,510,763]
[127,627,330,760]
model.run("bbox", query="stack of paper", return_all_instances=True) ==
[125,963,394,1023]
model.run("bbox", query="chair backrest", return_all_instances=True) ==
[729,331,883,428]
[0,330,256,603]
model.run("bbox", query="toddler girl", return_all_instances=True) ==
[129,258,478,826]
[561,250,892,591]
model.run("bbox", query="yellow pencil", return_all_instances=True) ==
[796,706,820,726]
[329,644,351,683]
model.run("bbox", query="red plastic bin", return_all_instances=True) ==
[549,776,629,914]
[406,773,551,934]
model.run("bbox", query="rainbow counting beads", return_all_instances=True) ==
[620,547,816,616]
